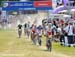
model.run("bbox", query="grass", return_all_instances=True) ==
[53,42,75,57]
[0,29,75,57]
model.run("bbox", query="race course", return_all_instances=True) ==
[0,29,75,57]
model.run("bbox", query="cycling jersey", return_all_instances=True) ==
[47,31,52,38]
[18,24,22,29]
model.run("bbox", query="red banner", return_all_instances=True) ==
[34,0,51,1]
[34,1,52,7]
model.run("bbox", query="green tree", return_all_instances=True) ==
[9,0,20,1]
[0,0,3,7]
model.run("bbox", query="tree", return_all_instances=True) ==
[9,0,20,1]
[0,0,3,7]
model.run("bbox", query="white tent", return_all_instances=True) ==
[58,10,68,13]
[63,15,71,18]
[71,9,75,11]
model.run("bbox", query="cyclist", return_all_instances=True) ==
[31,24,37,45]
[24,23,27,36]
[24,22,30,38]
[18,24,22,38]
[37,25,43,46]
[46,24,52,51]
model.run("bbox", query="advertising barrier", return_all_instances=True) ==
[2,1,53,11]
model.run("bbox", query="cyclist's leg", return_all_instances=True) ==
[26,29,28,37]
[24,28,27,36]
[18,30,20,38]
[38,36,42,46]
[31,33,36,44]
[46,38,49,50]
[31,32,33,41]
[37,34,39,45]
[18,29,22,38]
[46,38,52,51]
[28,30,30,38]
[49,39,52,52]
[33,34,36,45]
[27,30,29,38]
[24,29,25,35]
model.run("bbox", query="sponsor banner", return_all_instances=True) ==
[2,1,53,11]
[34,1,52,7]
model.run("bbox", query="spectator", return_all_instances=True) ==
[68,23,74,46]
[63,23,69,46]
[73,23,75,44]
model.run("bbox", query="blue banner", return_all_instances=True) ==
[2,1,53,11]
